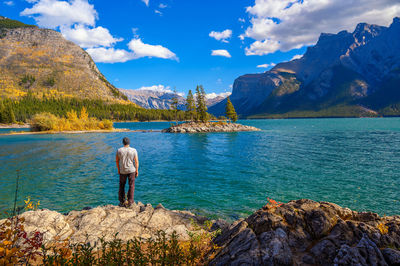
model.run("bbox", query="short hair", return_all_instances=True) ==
[123,137,130,145]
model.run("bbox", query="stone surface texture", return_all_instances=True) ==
[209,199,400,266]
[162,122,260,133]
[2,203,208,246]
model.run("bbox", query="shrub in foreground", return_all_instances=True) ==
[30,107,113,131]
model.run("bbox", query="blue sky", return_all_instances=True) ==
[2,0,400,97]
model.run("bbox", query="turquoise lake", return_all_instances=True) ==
[0,118,399,220]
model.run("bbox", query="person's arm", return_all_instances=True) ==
[134,153,139,177]
[116,153,120,174]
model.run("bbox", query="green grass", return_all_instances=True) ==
[0,16,36,29]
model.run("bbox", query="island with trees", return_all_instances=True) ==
[162,86,260,133]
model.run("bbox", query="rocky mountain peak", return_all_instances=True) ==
[209,17,400,118]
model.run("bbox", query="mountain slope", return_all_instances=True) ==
[120,89,226,110]
[209,18,400,118]
[0,16,127,102]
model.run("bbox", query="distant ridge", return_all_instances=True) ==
[209,18,400,118]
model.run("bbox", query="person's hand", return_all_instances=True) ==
[135,171,139,178]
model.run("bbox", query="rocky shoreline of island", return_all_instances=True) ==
[162,121,260,133]
[4,199,400,265]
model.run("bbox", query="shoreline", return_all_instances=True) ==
[3,199,400,265]
[0,128,160,136]
[0,123,30,128]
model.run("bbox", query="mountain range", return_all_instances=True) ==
[210,18,400,118]
[120,88,227,110]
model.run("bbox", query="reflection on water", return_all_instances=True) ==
[1,118,400,220]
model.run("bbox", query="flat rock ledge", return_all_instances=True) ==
[208,199,400,266]
[2,202,211,247]
[162,122,260,133]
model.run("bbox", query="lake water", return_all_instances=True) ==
[0,118,399,220]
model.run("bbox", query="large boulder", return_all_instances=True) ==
[209,199,400,265]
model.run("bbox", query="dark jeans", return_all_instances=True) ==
[119,173,136,204]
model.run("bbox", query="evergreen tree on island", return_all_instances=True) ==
[171,87,179,125]
[195,85,208,122]
[225,96,238,122]
[185,89,196,121]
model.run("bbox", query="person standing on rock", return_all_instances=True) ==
[116,137,139,207]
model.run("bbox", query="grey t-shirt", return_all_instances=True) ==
[117,146,138,174]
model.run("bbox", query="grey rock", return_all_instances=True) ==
[0,202,207,246]
[209,199,400,265]
[162,122,260,133]
[382,248,400,265]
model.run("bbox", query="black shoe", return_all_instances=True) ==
[118,202,125,207]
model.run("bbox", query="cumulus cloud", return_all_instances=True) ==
[242,0,400,55]
[4,1,14,6]
[128,39,178,60]
[291,54,303,61]
[154,10,162,15]
[87,38,178,63]
[136,85,184,96]
[141,0,149,6]
[257,62,276,68]
[209,29,232,43]
[159,3,167,8]
[205,92,231,99]
[21,0,178,63]
[62,24,122,48]
[21,0,97,28]
[211,49,231,58]
[138,85,171,93]
[245,39,280,55]
[86,47,133,63]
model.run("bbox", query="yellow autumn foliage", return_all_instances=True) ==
[30,108,113,132]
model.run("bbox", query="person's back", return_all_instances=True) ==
[117,146,138,174]
[116,137,139,207]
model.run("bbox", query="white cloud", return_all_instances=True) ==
[242,0,400,55]
[209,29,232,43]
[86,47,133,63]
[128,38,178,60]
[211,49,231,58]
[257,62,276,68]
[291,54,303,61]
[245,39,280,55]
[238,18,245,23]
[154,9,162,15]
[87,38,178,63]
[138,85,171,93]
[4,1,14,6]
[61,24,122,48]
[159,3,167,8]
[21,0,178,63]
[136,85,184,96]
[21,0,97,28]
[141,0,149,7]
[205,92,232,99]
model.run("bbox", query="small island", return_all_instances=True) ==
[163,91,260,133]
[162,121,260,133]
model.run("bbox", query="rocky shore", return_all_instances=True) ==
[162,122,260,133]
[12,202,209,246]
[3,199,400,265]
[208,199,400,265]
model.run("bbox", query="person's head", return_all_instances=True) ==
[122,137,130,146]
